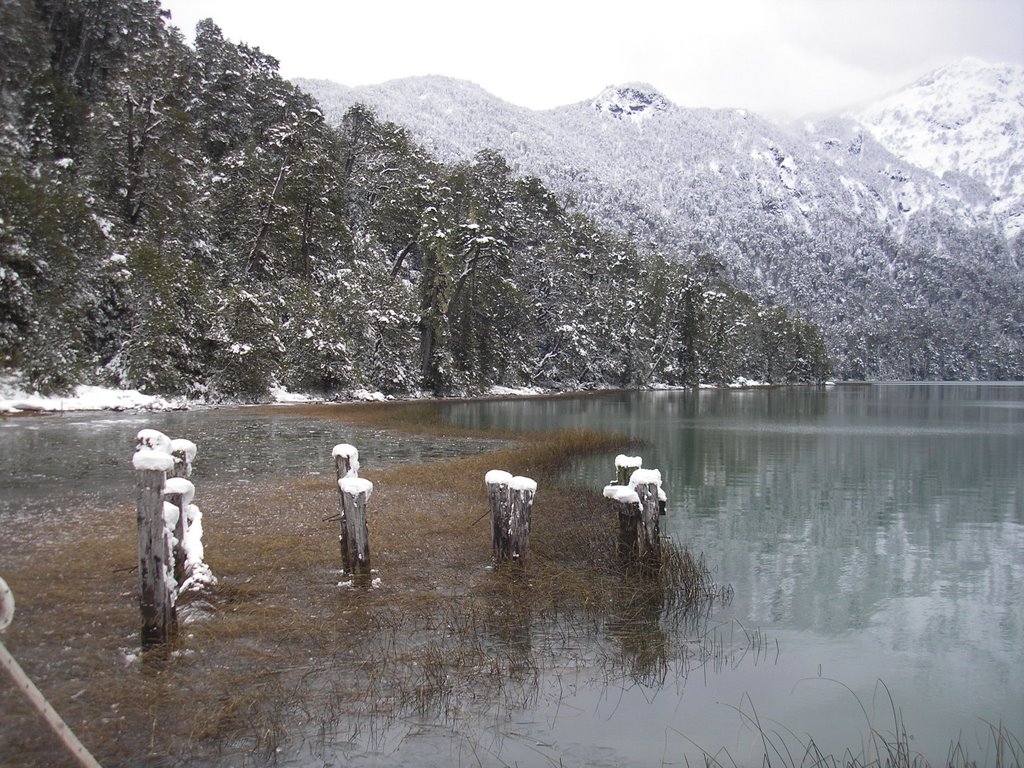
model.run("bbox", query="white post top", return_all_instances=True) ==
[629,468,662,487]
[137,429,172,454]
[509,476,537,493]
[133,451,175,472]
[163,477,196,506]
[169,438,197,461]
[485,469,514,485]
[338,476,373,497]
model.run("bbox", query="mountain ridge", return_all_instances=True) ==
[295,59,1024,380]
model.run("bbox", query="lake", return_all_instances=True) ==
[440,383,1024,764]
[1,384,1021,766]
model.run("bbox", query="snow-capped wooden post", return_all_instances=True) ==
[133,448,177,647]
[486,470,513,559]
[337,476,373,576]
[169,438,196,479]
[615,454,642,486]
[486,471,536,562]
[333,444,364,572]
[604,467,665,564]
[164,477,195,585]
[333,443,360,480]
[632,469,663,562]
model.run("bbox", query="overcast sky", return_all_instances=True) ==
[159,0,1024,120]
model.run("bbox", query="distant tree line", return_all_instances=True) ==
[0,0,830,399]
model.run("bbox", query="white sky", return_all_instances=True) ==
[159,0,1024,120]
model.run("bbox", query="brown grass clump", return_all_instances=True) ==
[0,401,726,767]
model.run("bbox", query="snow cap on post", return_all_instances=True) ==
[603,484,641,505]
[137,429,172,454]
[169,438,197,463]
[615,455,643,469]
[485,469,514,486]
[332,443,359,461]
[163,477,196,506]
[338,476,373,498]
[133,450,175,472]
[629,468,662,488]
[509,476,537,493]
[333,443,360,477]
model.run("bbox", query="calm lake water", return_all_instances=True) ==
[440,383,1024,764]
[1,384,1021,765]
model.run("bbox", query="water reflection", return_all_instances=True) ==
[2,388,1020,765]
[442,384,1024,761]
[0,406,502,546]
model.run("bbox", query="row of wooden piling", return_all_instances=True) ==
[135,436,667,644]
[604,454,667,563]
[132,430,211,648]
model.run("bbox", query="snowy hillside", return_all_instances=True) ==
[296,63,1024,380]
[855,58,1024,237]
[593,85,671,121]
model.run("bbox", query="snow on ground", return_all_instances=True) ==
[351,389,389,402]
[488,385,547,397]
[1,371,782,416]
[0,376,181,414]
[269,385,314,403]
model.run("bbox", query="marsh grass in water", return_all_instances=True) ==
[677,680,1023,768]
[0,406,733,766]
[2,401,1016,767]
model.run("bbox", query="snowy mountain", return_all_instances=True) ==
[592,84,671,121]
[296,63,1024,379]
[854,58,1024,238]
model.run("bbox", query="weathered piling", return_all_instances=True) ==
[604,463,665,564]
[333,443,360,480]
[169,438,196,479]
[631,469,663,562]
[486,470,513,558]
[333,443,368,574]
[133,449,177,647]
[163,477,195,585]
[133,429,213,641]
[615,454,643,486]
[337,476,373,576]
[486,470,536,562]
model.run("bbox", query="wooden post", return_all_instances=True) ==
[133,450,177,647]
[333,444,361,569]
[337,476,373,576]
[163,477,194,586]
[333,443,360,479]
[604,467,664,563]
[615,454,642,486]
[509,477,536,562]
[486,471,535,562]
[632,469,663,562]
[169,438,196,479]
[485,470,513,560]
[604,483,641,558]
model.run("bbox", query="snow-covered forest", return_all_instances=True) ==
[302,64,1024,382]
[2,1,831,400]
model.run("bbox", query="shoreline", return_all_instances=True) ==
[0,378,860,418]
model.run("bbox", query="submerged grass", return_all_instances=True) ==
[1,401,728,767]
[3,399,1014,767]
[677,680,1024,768]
